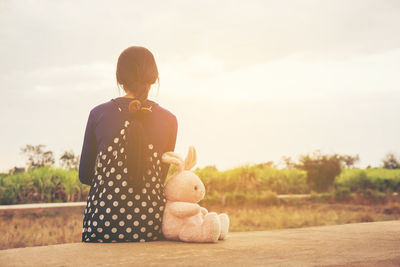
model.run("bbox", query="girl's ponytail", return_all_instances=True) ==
[126,97,152,191]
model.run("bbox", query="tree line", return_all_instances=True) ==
[6,144,400,192]
[8,144,80,174]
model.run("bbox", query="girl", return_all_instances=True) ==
[79,46,178,242]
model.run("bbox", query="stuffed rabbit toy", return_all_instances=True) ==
[161,146,229,243]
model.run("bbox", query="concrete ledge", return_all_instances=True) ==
[1,221,399,266]
[0,202,86,215]
[0,202,86,211]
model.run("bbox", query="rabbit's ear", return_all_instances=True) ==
[162,152,184,172]
[184,146,197,170]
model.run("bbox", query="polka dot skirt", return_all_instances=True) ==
[82,112,166,243]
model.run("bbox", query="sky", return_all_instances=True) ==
[1,0,400,172]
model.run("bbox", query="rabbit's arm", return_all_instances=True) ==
[200,207,208,215]
[168,202,201,218]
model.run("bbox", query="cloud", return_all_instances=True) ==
[159,47,400,102]
[1,62,115,97]
[1,0,400,74]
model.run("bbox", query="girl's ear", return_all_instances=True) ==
[184,146,197,170]
[162,152,184,172]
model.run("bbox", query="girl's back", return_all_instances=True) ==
[80,97,177,242]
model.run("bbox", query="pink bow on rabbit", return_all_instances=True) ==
[161,146,229,243]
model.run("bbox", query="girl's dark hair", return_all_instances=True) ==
[116,46,158,190]
[116,46,159,103]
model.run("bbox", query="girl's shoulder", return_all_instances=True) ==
[90,100,116,113]
[149,100,177,124]
[87,100,119,121]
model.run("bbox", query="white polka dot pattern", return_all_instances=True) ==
[82,111,166,243]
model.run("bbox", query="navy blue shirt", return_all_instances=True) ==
[79,97,178,186]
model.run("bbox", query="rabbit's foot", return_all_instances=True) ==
[202,212,221,243]
[218,213,229,240]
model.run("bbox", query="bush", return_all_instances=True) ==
[309,191,334,203]
[201,191,279,206]
[296,151,342,192]
[335,168,400,194]
[0,167,90,205]
[222,191,279,206]
[196,164,308,195]
[354,189,388,204]
[334,186,352,202]
[382,153,400,169]
[0,186,17,205]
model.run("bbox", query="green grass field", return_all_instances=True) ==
[1,166,400,205]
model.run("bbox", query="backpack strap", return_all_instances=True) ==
[111,98,137,122]
[111,99,123,113]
